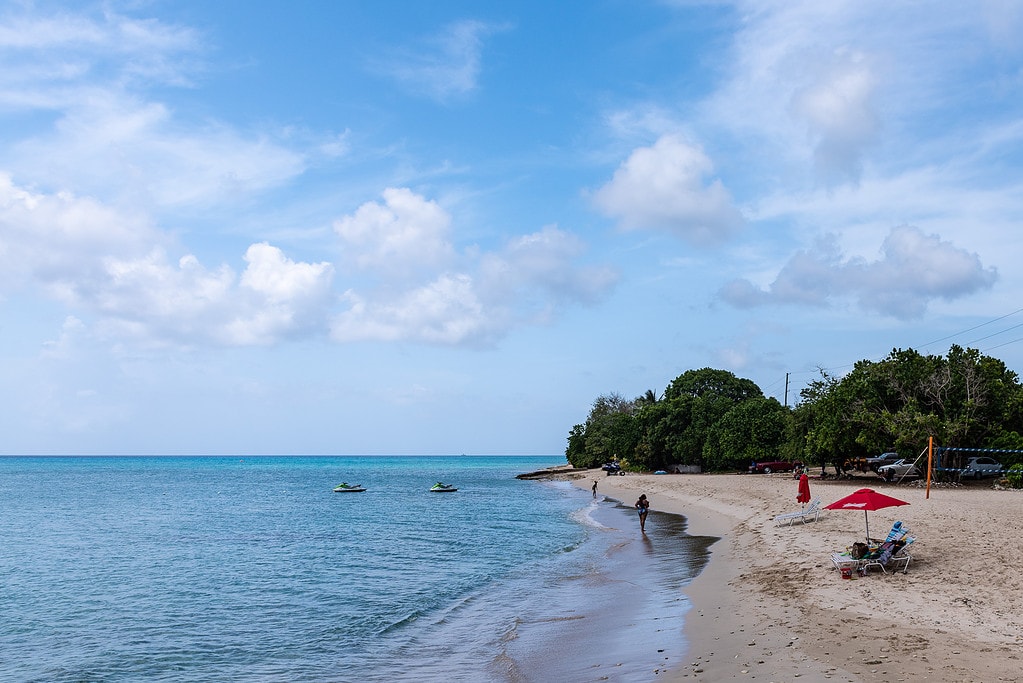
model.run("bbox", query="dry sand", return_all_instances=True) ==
[561,469,1023,682]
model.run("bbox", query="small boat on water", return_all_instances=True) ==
[333,482,366,493]
[429,482,458,492]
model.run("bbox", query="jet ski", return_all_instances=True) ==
[333,482,367,493]
[429,482,458,492]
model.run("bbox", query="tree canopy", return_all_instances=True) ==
[567,368,786,471]
[792,345,1023,466]
[566,347,1023,472]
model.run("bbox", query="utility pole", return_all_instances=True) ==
[784,372,790,407]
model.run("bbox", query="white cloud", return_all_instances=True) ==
[4,173,615,350]
[0,8,201,105]
[332,274,487,345]
[696,1,984,189]
[789,49,880,185]
[0,7,307,209]
[0,174,334,347]
[0,6,619,354]
[719,225,997,318]
[478,226,618,310]
[333,187,455,277]
[240,243,332,304]
[11,95,307,208]
[231,243,335,344]
[92,245,334,347]
[373,20,506,102]
[603,105,686,143]
[591,134,744,245]
[0,173,156,293]
[331,190,618,345]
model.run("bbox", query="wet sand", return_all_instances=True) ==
[568,470,1023,682]
[501,496,716,681]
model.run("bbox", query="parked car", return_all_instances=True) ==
[877,459,922,481]
[866,452,903,473]
[960,456,1005,479]
[749,460,801,474]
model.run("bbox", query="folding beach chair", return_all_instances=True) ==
[832,520,915,575]
[862,534,915,574]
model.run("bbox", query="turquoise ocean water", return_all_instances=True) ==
[0,456,715,682]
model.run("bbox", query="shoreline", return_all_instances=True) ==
[558,469,1023,682]
[501,483,716,682]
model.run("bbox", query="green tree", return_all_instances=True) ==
[664,367,762,403]
[792,346,1023,468]
[633,396,694,469]
[660,368,765,467]
[705,397,792,470]
[565,424,590,467]
[636,388,660,406]
[565,392,639,468]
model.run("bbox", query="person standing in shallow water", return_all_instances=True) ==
[592,480,598,498]
[635,494,650,532]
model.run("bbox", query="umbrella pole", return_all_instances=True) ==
[865,510,870,543]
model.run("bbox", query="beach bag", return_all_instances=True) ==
[851,542,868,559]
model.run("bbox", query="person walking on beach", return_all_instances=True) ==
[635,494,650,532]
[592,480,598,498]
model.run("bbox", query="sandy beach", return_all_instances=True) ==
[560,469,1023,682]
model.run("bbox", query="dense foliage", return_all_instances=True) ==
[1007,464,1023,489]
[792,345,1023,469]
[566,368,790,471]
[566,347,1023,472]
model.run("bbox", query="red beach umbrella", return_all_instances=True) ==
[824,488,909,542]
[796,473,811,506]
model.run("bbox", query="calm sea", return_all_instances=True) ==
[0,456,716,682]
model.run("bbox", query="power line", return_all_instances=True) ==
[780,307,1023,397]
[967,321,1023,346]
[983,336,1023,353]
[917,307,1023,350]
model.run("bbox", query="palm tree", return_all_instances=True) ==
[637,389,659,405]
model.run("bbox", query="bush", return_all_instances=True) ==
[1006,464,1023,489]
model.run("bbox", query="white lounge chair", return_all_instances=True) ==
[773,497,822,526]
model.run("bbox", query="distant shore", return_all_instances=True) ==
[548,468,1022,682]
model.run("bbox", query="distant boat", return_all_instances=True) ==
[429,482,458,493]
[333,482,366,493]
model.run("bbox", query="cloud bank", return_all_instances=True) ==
[719,225,998,319]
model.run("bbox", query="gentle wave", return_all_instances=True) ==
[569,499,613,530]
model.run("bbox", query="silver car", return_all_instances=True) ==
[960,456,1004,479]
[877,459,922,481]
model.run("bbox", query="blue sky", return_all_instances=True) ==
[2,1,1023,455]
